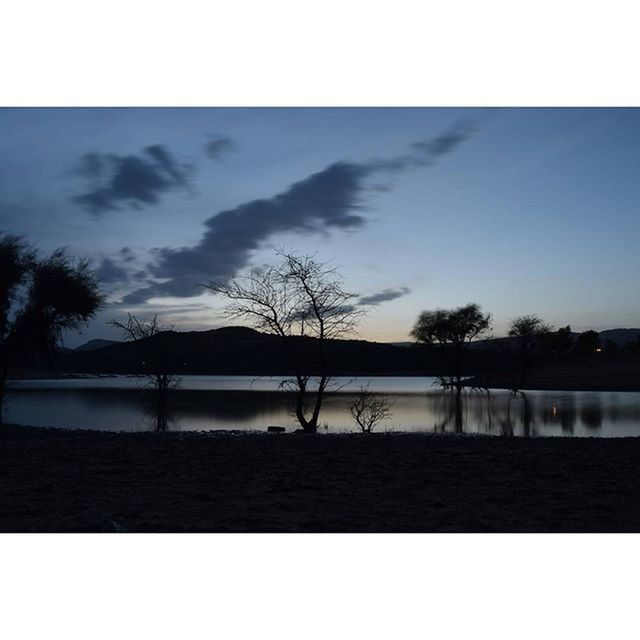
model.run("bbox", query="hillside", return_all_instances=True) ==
[74,339,121,351]
[48,326,513,377]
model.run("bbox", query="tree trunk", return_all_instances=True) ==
[294,379,315,432]
[454,385,463,433]
[307,376,328,434]
[521,391,531,438]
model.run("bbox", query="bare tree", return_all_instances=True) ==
[204,252,365,433]
[109,314,181,431]
[508,314,552,390]
[348,385,394,433]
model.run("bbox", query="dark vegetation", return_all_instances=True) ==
[0,234,103,422]
[472,318,640,392]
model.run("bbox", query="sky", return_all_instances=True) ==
[1,107,639,347]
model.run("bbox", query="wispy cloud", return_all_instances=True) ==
[358,287,411,306]
[367,120,476,172]
[204,135,235,160]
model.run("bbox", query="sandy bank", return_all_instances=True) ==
[2,424,640,532]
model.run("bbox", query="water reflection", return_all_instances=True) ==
[5,376,640,437]
[426,387,640,438]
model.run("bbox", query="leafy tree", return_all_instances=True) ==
[543,324,573,360]
[576,330,601,355]
[507,314,552,389]
[205,252,364,433]
[410,303,492,389]
[0,234,103,422]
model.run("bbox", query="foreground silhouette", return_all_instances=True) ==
[0,234,103,423]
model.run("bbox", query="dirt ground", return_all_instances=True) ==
[2,424,640,532]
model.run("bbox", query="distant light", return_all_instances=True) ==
[552,405,557,418]
[595,347,602,352]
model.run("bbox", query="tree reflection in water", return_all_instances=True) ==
[431,387,603,437]
[143,388,174,432]
[4,381,620,435]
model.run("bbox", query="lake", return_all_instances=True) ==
[5,375,640,436]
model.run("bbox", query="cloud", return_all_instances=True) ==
[122,161,367,303]
[96,257,129,284]
[123,122,475,304]
[367,120,475,172]
[119,247,135,263]
[358,287,411,306]
[204,135,235,160]
[71,145,193,214]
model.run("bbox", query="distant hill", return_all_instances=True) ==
[43,325,639,378]
[598,328,640,347]
[49,326,513,377]
[75,339,121,351]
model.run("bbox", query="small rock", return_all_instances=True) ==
[267,426,286,433]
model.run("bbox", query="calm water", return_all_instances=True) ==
[5,375,640,437]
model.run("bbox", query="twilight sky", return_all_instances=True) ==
[1,107,639,347]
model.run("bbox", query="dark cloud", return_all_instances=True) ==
[358,287,411,306]
[122,161,367,303]
[96,257,129,284]
[71,145,193,214]
[75,152,106,179]
[123,122,475,304]
[119,247,135,263]
[204,135,235,160]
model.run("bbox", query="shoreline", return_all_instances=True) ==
[3,424,640,532]
[8,372,640,393]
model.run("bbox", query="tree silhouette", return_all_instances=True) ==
[109,314,181,431]
[348,384,394,433]
[411,303,491,433]
[508,314,552,390]
[552,325,574,359]
[411,303,492,390]
[576,330,601,355]
[205,252,364,433]
[0,234,103,423]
